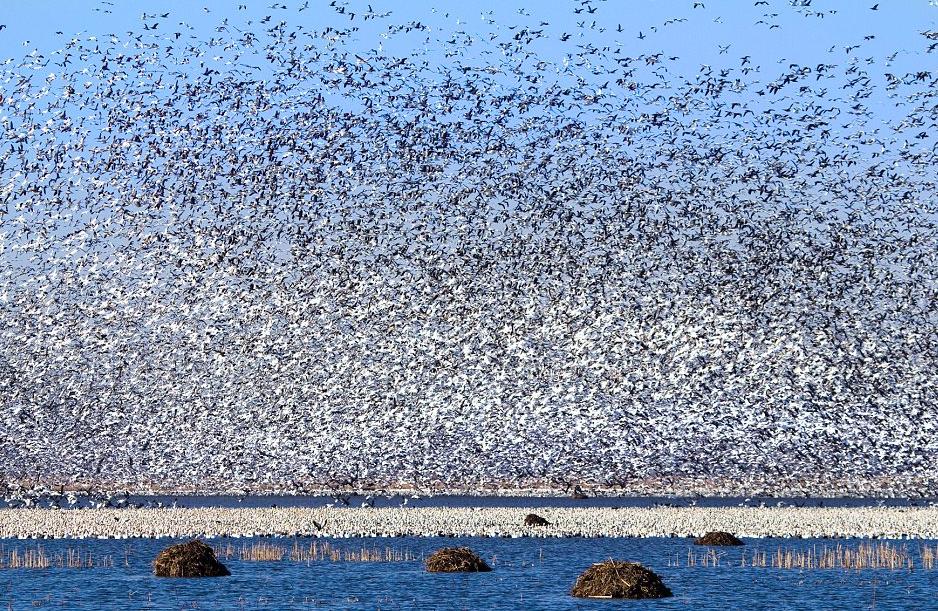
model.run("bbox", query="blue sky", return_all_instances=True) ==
[2,0,935,148]
[1,0,935,77]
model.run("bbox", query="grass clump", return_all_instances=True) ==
[524,513,550,527]
[570,560,672,599]
[153,540,230,578]
[694,531,744,546]
[425,547,492,573]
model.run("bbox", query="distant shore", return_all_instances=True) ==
[3,506,938,540]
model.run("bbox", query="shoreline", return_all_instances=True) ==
[2,506,938,540]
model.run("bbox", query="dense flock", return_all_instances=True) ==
[3,506,938,539]
[0,0,937,499]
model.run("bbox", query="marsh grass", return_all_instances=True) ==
[745,543,917,570]
[212,541,416,563]
[0,544,113,569]
[672,542,938,570]
[677,548,724,567]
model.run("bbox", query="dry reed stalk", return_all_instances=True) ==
[681,541,933,571]
[921,544,935,569]
[0,545,111,570]
[5,547,50,569]
[752,542,920,570]
[239,542,284,561]
[214,543,235,560]
[211,540,416,564]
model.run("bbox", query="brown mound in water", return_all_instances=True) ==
[153,540,231,577]
[694,531,744,546]
[570,560,673,599]
[425,547,492,572]
[524,513,550,527]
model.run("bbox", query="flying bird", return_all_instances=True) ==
[0,0,933,507]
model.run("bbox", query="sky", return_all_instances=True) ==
[1,0,936,155]
[0,0,936,79]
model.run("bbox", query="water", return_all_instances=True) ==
[2,536,936,610]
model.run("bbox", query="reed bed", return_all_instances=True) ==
[672,542,938,570]
[212,541,416,563]
[678,547,725,567]
[0,544,113,570]
[744,543,919,570]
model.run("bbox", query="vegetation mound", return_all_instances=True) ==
[694,531,744,546]
[153,540,231,577]
[524,513,550,526]
[425,547,492,573]
[570,560,672,599]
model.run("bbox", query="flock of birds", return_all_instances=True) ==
[5,506,938,540]
[0,0,937,504]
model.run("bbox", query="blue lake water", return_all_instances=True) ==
[2,536,936,610]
